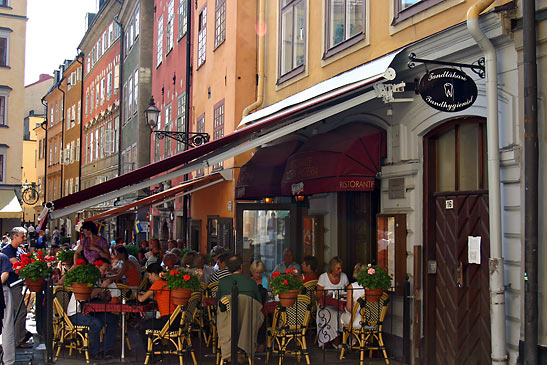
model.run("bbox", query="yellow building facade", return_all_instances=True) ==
[0,0,27,232]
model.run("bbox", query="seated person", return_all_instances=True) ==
[137,263,177,345]
[138,241,148,266]
[217,255,261,302]
[108,246,141,287]
[341,263,365,328]
[272,248,301,275]
[301,255,319,283]
[208,252,231,284]
[250,259,270,291]
[64,258,119,360]
[162,253,179,270]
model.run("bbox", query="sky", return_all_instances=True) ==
[24,0,99,85]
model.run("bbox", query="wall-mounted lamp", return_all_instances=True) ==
[264,197,273,204]
[295,195,305,202]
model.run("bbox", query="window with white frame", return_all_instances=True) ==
[214,0,226,49]
[213,100,224,170]
[109,23,114,43]
[166,0,174,53]
[95,83,99,109]
[69,178,74,195]
[101,78,106,104]
[178,0,187,39]
[85,91,89,115]
[133,69,139,108]
[114,64,120,93]
[197,7,207,67]
[176,93,186,152]
[77,101,81,124]
[107,71,112,98]
[0,95,6,125]
[128,75,133,115]
[65,180,69,195]
[0,153,4,183]
[393,0,442,24]
[157,15,164,66]
[0,0,9,8]
[135,10,140,37]
[114,117,119,152]
[94,129,99,160]
[76,138,80,161]
[97,37,102,58]
[164,103,172,158]
[279,0,306,82]
[325,0,365,57]
[0,31,9,67]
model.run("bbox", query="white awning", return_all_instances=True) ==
[0,190,22,219]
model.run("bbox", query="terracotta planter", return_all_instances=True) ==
[72,282,93,301]
[25,278,44,293]
[279,290,300,307]
[365,288,383,302]
[171,288,192,306]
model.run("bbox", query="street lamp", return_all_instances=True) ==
[145,96,210,148]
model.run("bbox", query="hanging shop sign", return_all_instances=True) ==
[418,68,477,112]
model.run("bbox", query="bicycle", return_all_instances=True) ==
[21,182,39,205]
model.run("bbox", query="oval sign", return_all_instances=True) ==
[418,68,477,112]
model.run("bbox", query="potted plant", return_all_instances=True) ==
[357,264,392,302]
[165,269,200,305]
[14,250,55,292]
[270,267,304,307]
[56,249,74,264]
[64,259,101,300]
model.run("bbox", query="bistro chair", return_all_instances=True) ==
[339,292,390,364]
[266,294,312,365]
[204,281,219,351]
[143,291,201,365]
[303,280,318,339]
[52,288,92,364]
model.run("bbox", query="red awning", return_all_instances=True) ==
[281,123,386,195]
[85,173,226,222]
[235,140,301,200]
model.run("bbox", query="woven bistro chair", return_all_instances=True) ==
[339,292,390,364]
[266,294,312,365]
[52,288,93,364]
[143,291,201,365]
[204,281,219,351]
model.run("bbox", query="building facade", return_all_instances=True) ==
[0,0,27,232]
[79,0,122,240]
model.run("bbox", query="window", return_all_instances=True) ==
[77,101,81,124]
[325,0,364,57]
[94,129,99,160]
[0,36,8,67]
[164,104,172,157]
[95,83,100,109]
[107,71,112,98]
[109,23,114,43]
[128,76,133,115]
[76,138,80,161]
[0,154,3,183]
[279,0,306,82]
[85,91,89,116]
[393,0,443,24]
[0,0,9,7]
[213,101,224,170]
[133,69,139,107]
[114,116,119,152]
[166,0,174,53]
[0,95,5,125]
[196,114,205,176]
[197,7,207,67]
[214,0,226,48]
[157,15,164,66]
[135,10,140,37]
[176,93,186,152]
[101,78,106,104]
[178,0,188,39]
[114,64,120,93]
[154,134,160,162]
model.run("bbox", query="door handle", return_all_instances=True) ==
[456,262,463,288]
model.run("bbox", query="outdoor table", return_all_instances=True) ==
[318,295,347,312]
[202,297,277,315]
[83,301,155,362]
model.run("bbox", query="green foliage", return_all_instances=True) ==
[15,250,54,282]
[180,248,195,256]
[125,244,139,258]
[64,261,101,287]
[357,264,392,291]
[164,269,200,290]
[56,249,74,263]
[270,268,304,295]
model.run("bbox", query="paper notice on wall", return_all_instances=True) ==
[468,236,481,264]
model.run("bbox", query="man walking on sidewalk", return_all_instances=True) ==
[2,227,32,348]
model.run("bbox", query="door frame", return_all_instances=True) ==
[423,116,487,362]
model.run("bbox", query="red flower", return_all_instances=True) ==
[46,256,56,262]
[291,267,298,274]
[272,271,280,278]
[15,269,19,274]
[37,251,44,259]
[12,262,21,269]
[170,270,180,276]
[75,259,86,265]
[183,274,191,281]
[94,260,104,267]
[283,279,288,285]
[285,269,292,274]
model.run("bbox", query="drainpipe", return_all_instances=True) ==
[57,81,66,198]
[75,53,84,193]
[241,0,265,117]
[467,2,507,364]
[182,0,192,245]
[522,0,539,362]
[41,97,48,205]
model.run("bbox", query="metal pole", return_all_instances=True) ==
[523,0,538,362]
[231,281,239,365]
[45,278,54,364]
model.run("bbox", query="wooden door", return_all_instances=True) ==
[432,192,491,364]
[189,219,201,252]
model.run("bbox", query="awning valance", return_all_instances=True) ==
[0,190,22,219]
[235,140,301,200]
[281,123,386,195]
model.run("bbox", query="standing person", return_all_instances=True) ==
[52,227,60,246]
[27,224,36,240]
[1,252,16,365]
[73,221,110,264]
[1,227,32,348]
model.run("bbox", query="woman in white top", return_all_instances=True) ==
[316,257,349,348]
[341,263,365,329]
